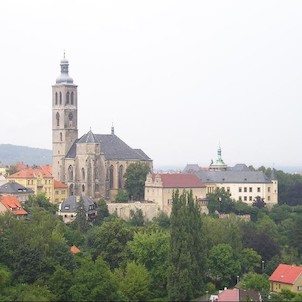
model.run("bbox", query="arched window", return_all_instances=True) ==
[109,165,114,189]
[68,165,73,182]
[82,184,85,192]
[95,183,99,193]
[69,184,74,196]
[56,112,60,127]
[60,132,62,141]
[71,92,74,105]
[118,165,123,189]
[59,92,62,104]
[82,167,85,181]
[66,92,70,105]
[55,92,58,105]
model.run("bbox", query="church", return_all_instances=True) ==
[52,56,152,201]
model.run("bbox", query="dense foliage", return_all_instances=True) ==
[124,162,151,200]
[2,169,302,301]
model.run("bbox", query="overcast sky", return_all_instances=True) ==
[1,1,302,170]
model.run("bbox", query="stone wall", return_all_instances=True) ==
[107,202,161,221]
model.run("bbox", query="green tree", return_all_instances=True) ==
[115,189,129,202]
[7,284,57,302]
[240,272,269,296]
[48,265,73,301]
[124,162,151,201]
[128,230,170,298]
[24,193,57,214]
[86,217,133,269]
[72,198,89,233]
[206,188,235,214]
[167,190,206,301]
[0,266,12,293]
[207,243,241,288]
[129,208,145,226]
[252,196,266,209]
[239,248,261,274]
[69,257,120,301]
[152,211,170,228]
[115,262,151,302]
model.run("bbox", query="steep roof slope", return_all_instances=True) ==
[269,264,302,284]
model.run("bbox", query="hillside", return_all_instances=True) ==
[0,144,51,166]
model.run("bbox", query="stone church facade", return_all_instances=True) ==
[52,56,152,201]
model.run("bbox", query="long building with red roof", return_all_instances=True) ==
[144,173,208,215]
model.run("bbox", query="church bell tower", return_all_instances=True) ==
[52,55,78,182]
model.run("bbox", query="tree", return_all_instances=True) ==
[129,208,145,226]
[152,211,170,228]
[86,217,133,269]
[72,198,89,233]
[252,196,266,209]
[24,193,57,214]
[207,243,241,288]
[206,188,235,214]
[124,162,150,201]
[240,272,269,295]
[239,248,261,274]
[114,262,151,301]
[69,257,120,301]
[167,190,206,301]
[128,230,170,298]
[48,265,73,301]
[115,189,129,202]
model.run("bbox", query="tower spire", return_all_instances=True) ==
[56,53,74,84]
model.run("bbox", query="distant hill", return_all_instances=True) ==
[0,144,51,166]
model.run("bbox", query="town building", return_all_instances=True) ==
[57,196,97,223]
[7,167,54,202]
[54,180,68,203]
[0,195,27,218]
[269,264,302,293]
[144,173,208,215]
[184,147,278,206]
[0,181,34,202]
[52,56,152,201]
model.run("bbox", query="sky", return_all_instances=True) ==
[1,0,302,170]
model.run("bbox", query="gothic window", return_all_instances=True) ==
[66,92,70,105]
[60,132,62,141]
[68,165,73,182]
[55,92,58,105]
[87,161,92,183]
[82,167,85,181]
[82,184,85,192]
[71,92,74,105]
[69,184,74,196]
[59,92,62,104]
[95,183,99,193]
[56,112,60,127]
[118,165,123,189]
[109,165,114,189]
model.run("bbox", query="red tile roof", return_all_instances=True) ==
[269,264,302,284]
[218,289,239,302]
[0,195,27,215]
[8,167,53,179]
[15,162,29,171]
[39,165,52,174]
[54,180,67,189]
[70,245,80,254]
[155,173,205,188]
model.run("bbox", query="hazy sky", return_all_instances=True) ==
[1,1,302,169]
